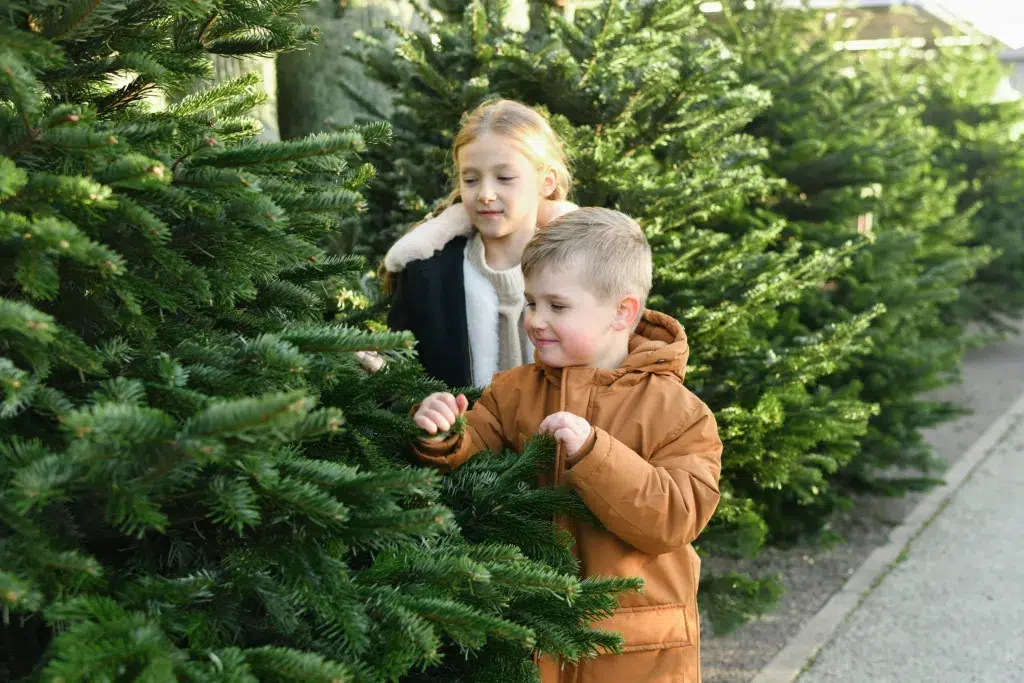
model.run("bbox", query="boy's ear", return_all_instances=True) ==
[612,295,642,332]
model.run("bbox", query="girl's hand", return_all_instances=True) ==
[355,351,386,374]
[537,199,579,227]
[538,411,592,457]
[414,392,469,436]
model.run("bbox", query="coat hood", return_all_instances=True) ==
[623,309,689,382]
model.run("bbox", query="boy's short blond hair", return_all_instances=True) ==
[522,207,652,304]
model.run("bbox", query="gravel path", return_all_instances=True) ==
[699,326,1024,683]
[798,410,1024,683]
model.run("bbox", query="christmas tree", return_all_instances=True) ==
[706,1,990,500]
[0,1,634,680]
[346,0,882,631]
[874,42,1024,332]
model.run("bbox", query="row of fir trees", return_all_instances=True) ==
[3,0,1023,680]
[343,0,1022,630]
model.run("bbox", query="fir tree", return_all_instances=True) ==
[707,1,991,505]
[347,0,880,631]
[875,43,1024,332]
[0,1,632,680]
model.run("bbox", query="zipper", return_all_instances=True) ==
[554,367,567,485]
[560,368,584,683]
[555,367,572,683]
[467,324,474,387]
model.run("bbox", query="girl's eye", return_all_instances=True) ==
[498,176,516,182]
[551,304,566,311]
[462,177,478,185]
[525,301,536,309]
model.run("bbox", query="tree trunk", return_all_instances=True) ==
[207,56,280,141]
[277,0,415,139]
[275,0,532,139]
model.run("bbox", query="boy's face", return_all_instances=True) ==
[524,263,637,370]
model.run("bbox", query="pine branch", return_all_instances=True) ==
[395,594,536,649]
[0,356,39,418]
[63,401,178,445]
[0,154,29,199]
[207,475,261,534]
[0,298,57,344]
[278,255,365,283]
[171,166,255,190]
[0,569,45,619]
[169,71,262,118]
[276,324,415,356]
[182,391,313,439]
[348,504,453,549]
[0,40,46,131]
[242,646,353,682]
[189,131,366,169]
[43,0,106,40]
[275,188,364,215]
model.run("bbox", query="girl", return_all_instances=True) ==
[378,99,577,388]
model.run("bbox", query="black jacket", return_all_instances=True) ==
[387,236,472,388]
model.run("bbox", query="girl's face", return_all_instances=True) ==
[457,132,557,242]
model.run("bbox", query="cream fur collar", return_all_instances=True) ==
[383,205,473,273]
[383,200,580,273]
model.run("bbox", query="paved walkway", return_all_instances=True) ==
[798,415,1024,683]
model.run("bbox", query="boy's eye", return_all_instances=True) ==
[462,177,478,185]
[498,176,516,182]
[550,303,566,311]
[525,301,536,309]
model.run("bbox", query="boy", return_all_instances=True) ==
[412,207,722,683]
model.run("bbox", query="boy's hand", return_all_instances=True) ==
[539,411,592,457]
[414,392,469,437]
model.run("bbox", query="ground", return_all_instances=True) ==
[700,324,1024,683]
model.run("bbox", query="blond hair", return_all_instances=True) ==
[444,99,572,208]
[381,100,573,293]
[522,207,652,305]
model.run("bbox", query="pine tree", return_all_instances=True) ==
[706,2,991,504]
[874,43,1024,332]
[0,2,633,680]
[347,0,881,631]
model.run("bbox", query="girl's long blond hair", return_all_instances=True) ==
[441,98,572,209]
[382,99,573,291]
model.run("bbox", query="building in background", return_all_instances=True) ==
[1003,48,1024,95]
[698,0,1023,96]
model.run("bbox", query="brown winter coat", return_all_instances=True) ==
[414,310,723,683]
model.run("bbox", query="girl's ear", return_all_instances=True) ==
[539,167,559,198]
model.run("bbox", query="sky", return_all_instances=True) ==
[938,0,1024,49]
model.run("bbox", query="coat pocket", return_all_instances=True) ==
[595,602,692,652]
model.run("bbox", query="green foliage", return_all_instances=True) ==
[346,0,889,632]
[708,2,989,500]
[699,571,784,637]
[873,43,1024,332]
[403,436,643,682]
[1,1,631,680]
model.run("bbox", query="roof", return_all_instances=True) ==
[700,0,1008,49]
